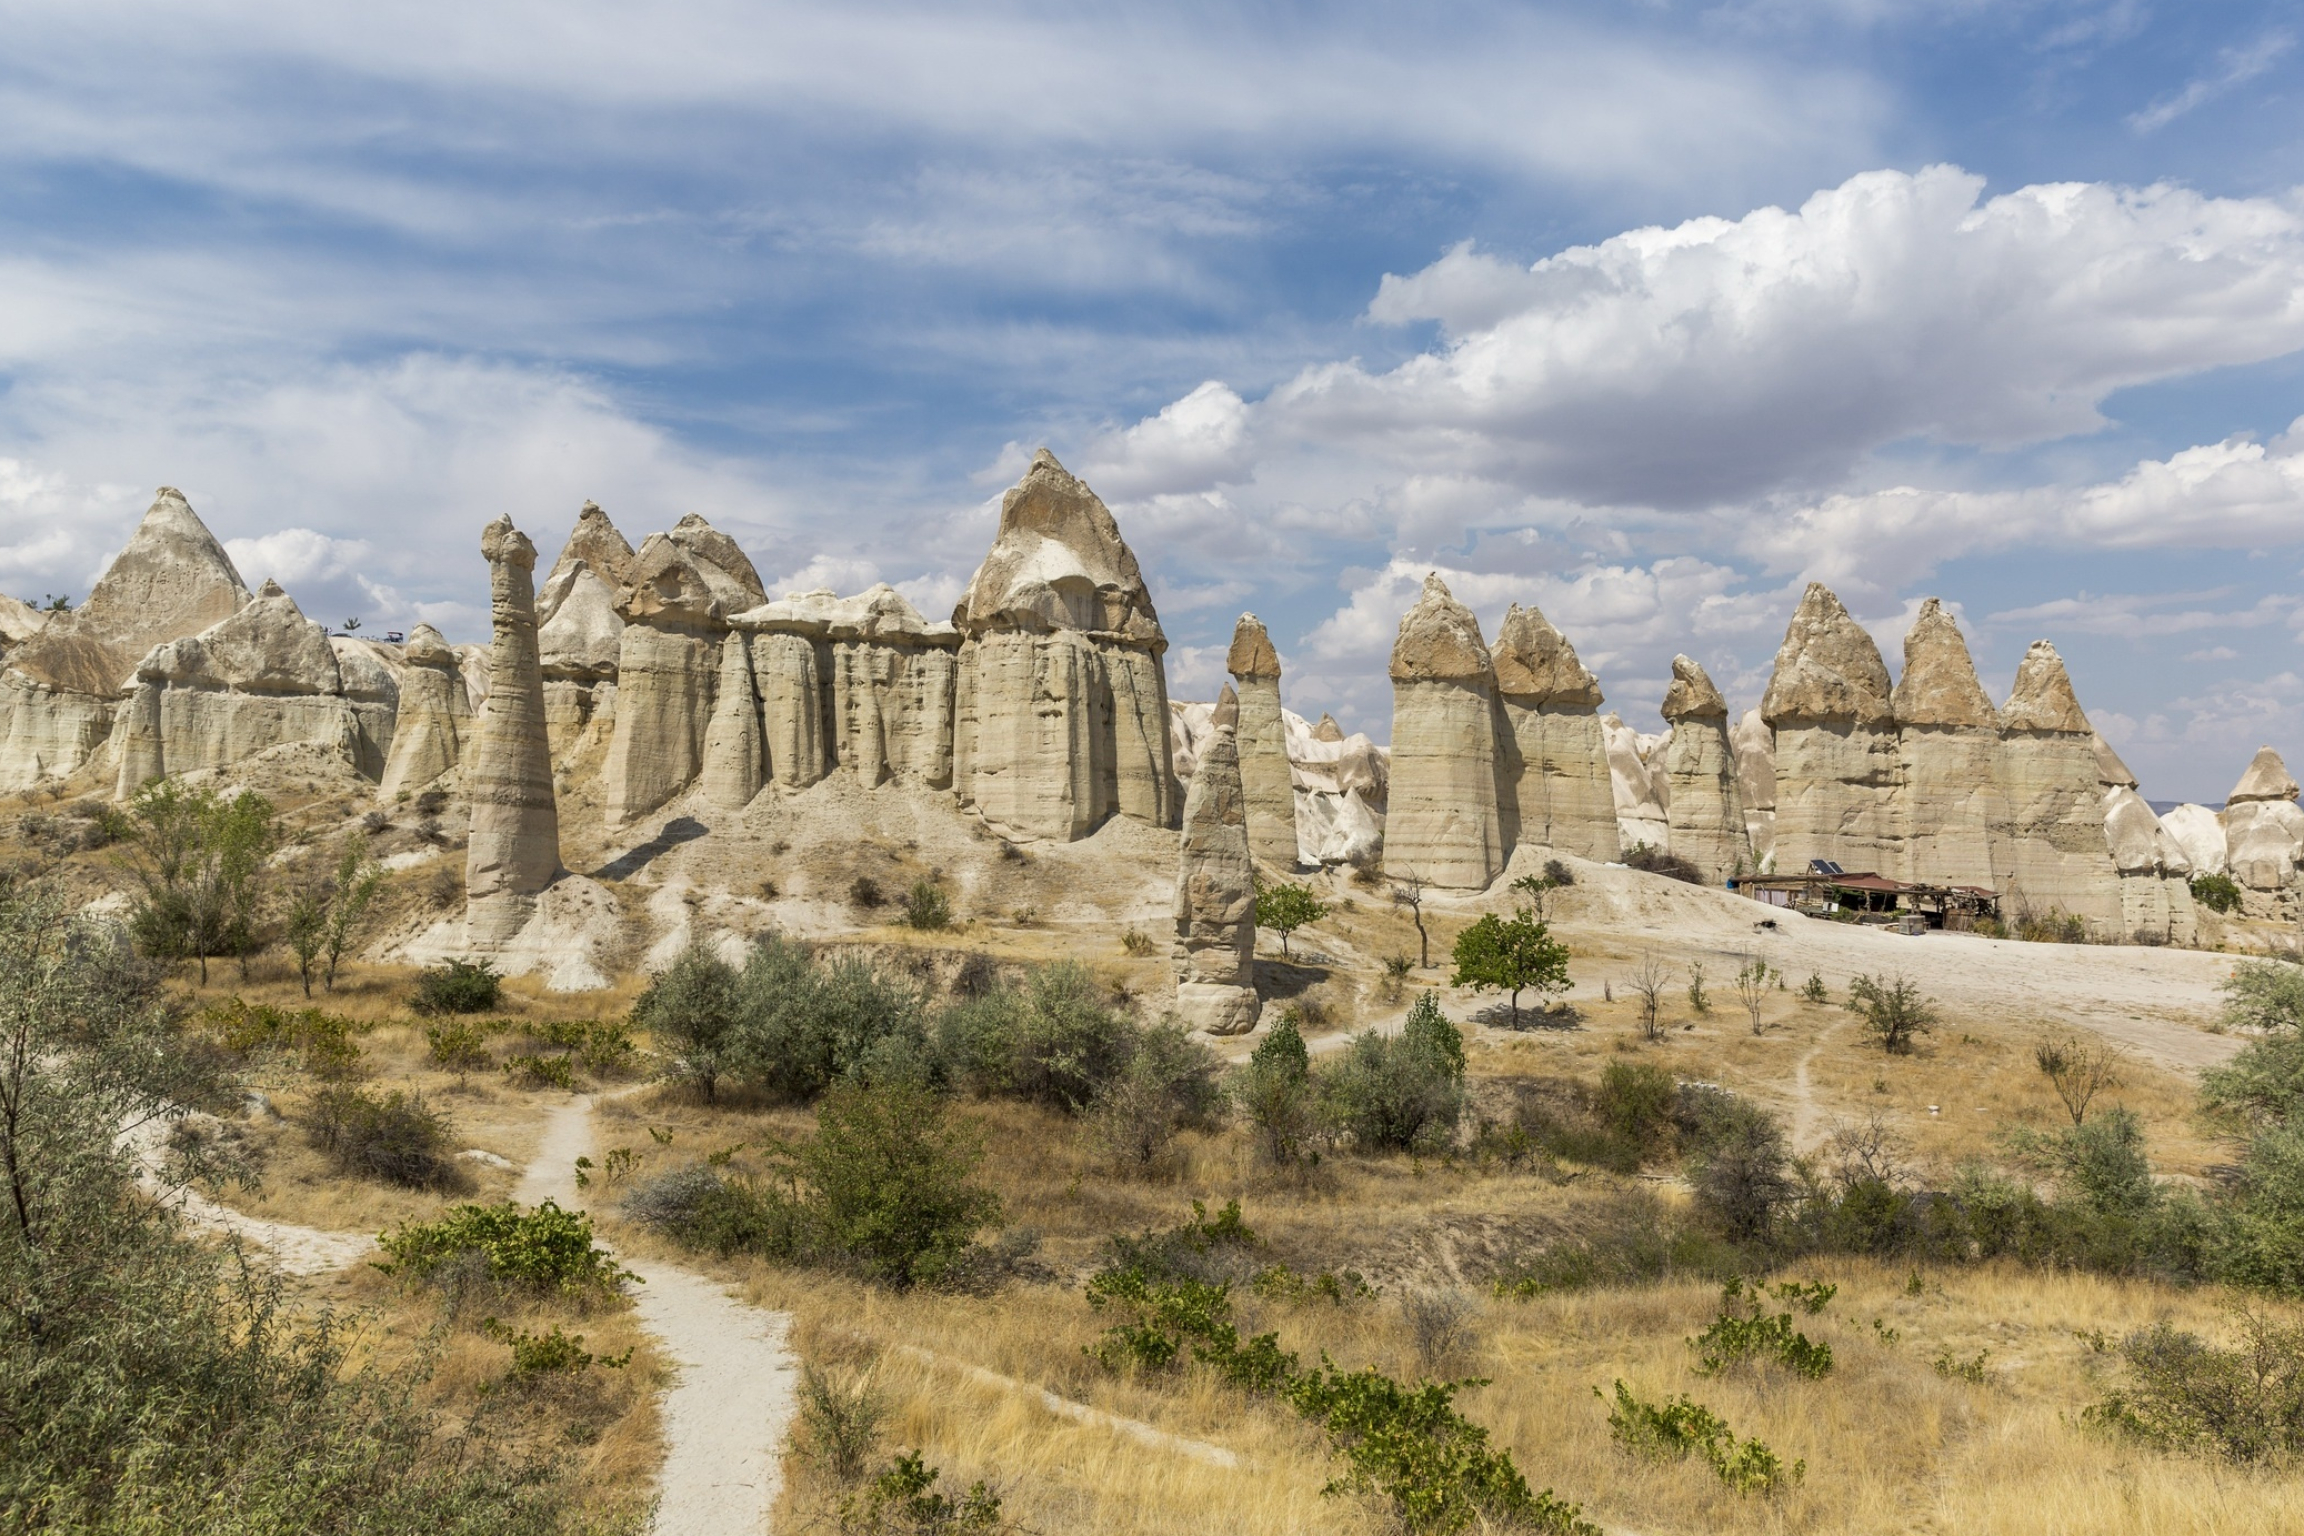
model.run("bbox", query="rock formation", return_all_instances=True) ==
[465,518,560,948]
[2103,782,2198,946]
[1761,583,1900,875]
[1658,656,1747,883]
[1490,602,1618,864]
[1283,707,1387,867]
[378,624,474,800]
[730,584,960,791]
[1998,640,2122,928]
[1603,713,1668,853]
[697,630,764,809]
[951,450,1178,840]
[599,518,764,827]
[1730,708,1776,871]
[0,594,49,656]
[1172,724,1260,1035]
[1892,598,2009,891]
[2160,802,2227,877]
[0,488,252,791]
[1211,683,1238,730]
[1383,575,1505,889]
[2223,747,2304,908]
[113,579,383,796]
[1226,613,1299,868]
[1313,713,1344,742]
[536,503,636,759]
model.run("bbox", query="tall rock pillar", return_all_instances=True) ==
[2223,747,2304,916]
[1892,598,2010,891]
[1998,640,2123,930]
[1382,575,1505,890]
[1226,613,1299,868]
[466,517,560,947]
[1173,725,1260,1035]
[1761,583,1900,875]
[1490,602,1618,864]
[1731,709,1777,871]
[1659,655,1748,884]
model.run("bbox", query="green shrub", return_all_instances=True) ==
[1600,1380,1802,1494]
[504,1051,578,1091]
[479,1317,630,1377]
[900,879,952,931]
[411,957,503,1016]
[1493,1202,1746,1299]
[934,962,1133,1111]
[1680,1090,1795,1243]
[378,1199,634,1296]
[1595,1061,1677,1153]
[1845,971,1937,1053]
[634,941,744,1101]
[1689,1278,1833,1377]
[2083,1310,2304,1461]
[1321,997,1464,1154]
[803,1082,1001,1288]
[2190,872,2244,915]
[1084,1020,1222,1172]
[795,1364,887,1483]
[1232,1013,1322,1168]
[2220,959,2304,1033]
[308,1085,463,1189]
[841,1450,1002,1533]
[2203,1029,2304,1128]
[426,1019,493,1072]
[206,996,364,1077]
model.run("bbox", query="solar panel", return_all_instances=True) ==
[1809,859,1844,876]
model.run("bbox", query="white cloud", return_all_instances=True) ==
[1111,166,2304,516]
[2130,30,2293,134]
[1079,382,1253,500]
[2185,645,2242,662]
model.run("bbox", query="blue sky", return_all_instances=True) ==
[1,1,2301,802]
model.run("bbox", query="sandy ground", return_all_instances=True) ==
[518,1095,799,1536]
[129,1113,377,1276]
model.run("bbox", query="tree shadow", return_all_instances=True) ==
[1254,958,1332,1001]
[588,816,710,881]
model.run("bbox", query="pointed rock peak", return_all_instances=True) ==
[1389,573,1494,684]
[618,532,723,627]
[1760,582,1892,728]
[255,577,288,600]
[2093,732,2139,789]
[404,623,455,666]
[0,592,48,646]
[2001,639,2091,734]
[1661,654,1728,721]
[1313,713,1345,743]
[1226,612,1280,681]
[955,450,1163,646]
[1892,597,1998,729]
[1492,601,1603,706]
[1211,682,1239,730]
[5,484,253,695]
[2229,746,2300,804]
[481,515,536,571]
[549,501,637,589]
[667,513,765,605]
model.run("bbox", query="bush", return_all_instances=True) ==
[1688,1278,1833,1377]
[1493,1194,1747,1297]
[1232,1013,1322,1168]
[1322,1001,1464,1154]
[622,1162,810,1260]
[2085,1309,2304,1461]
[411,957,503,1016]
[900,879,952,931]
[935,962,1134,1111]
[308,1085,463,1190]
[1601,1380,1802,1494]
[1623,843,1704,884]
[795,1363,887,1483]
[205,996,363,1077]
[426,1019,493,1072]
[1596,1061,1677,1153]
[2191,872,2244,915]
[479,1317,630,1378]
[842,1450,1002,1533]
[1085,1021,1222,1172]
[2221,959,2304,1033]
[2203,1029,2304,1128]
[377,1199,634,1296]
[804,1082,1002,1288]
[635,940,745,1101]
[1681,1090,1795,1243]
[1846,971,1937,1053]
[848,876,886,910]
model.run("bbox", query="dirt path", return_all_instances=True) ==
[1789,1014,1846,1155]
[520,1095,798,1536]
[125,1117,376,1276]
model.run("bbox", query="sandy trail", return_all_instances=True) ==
[520,1095,798,1536]
[124,1116,377,1277]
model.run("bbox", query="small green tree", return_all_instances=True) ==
[802,1080,1001,1287]
[2221,960,2304,1034]
[1732,957,1775,1036]
[1233,1013,1320,1168]
[1450,908,1571,1027]
[634,942,744,1102]
[117,777,277,983]
[286,836,384,997]
[1255,880,1328,959]
[1846,972,1937,1054]
[1402,991,1466,1078]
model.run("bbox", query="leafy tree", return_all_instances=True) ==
[286,835,385,996]
[802,1080,1001,1287]
[2220,960,2304,1034]
[1682,1093,1794,1243]
[1401,992,1466,1079]
[1732,957,1776,1036]
[1255,879,1329,959]
[1324,1000,1464,1154]
[116,777,277,983]
[2189,872,2243,915]
[1233,1012,1320,1168]
[934,960,1132,1111]
[1449,908,1570,1027]
[1846,971,1937,1053]
[634,941,745,1102]
[1087,1021,1222,1172]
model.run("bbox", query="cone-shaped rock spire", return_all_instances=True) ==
[1384,576,1504,888]
[1492,602,1616,863]
[1172,725,1259,1035]
[1227,613,1298,868]
[466,516,560,946]
[1658,656,1747,883]
[1762,583,1899,872]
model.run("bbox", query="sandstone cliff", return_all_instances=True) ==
[732,583,960,792]
[952,450,1178,840]
[1172,724,1259,1035]
[1730,708,1776,871]
[1998,640,2122,928]
[0,489,252,790]
[1226,613,1299,868]
[2224,746,2304,907]
[1383,574,1505,889]
[1659,655,1747,883]
[1490,602,1618,864]
[378,624,474,800]
[1892,598,2010,892]
[1603,712,1669,853]
[1762,583,1899,874]
[536,502,636,758]
[466,517,560,947]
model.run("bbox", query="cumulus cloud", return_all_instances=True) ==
[1079,382,1254,500]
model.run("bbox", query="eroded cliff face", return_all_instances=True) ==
[1491,602,1617,864]
[1893,598,2010,892]
[1381,575,1505,889]
[1730,709,1776,871]
[952,450,1178,840]
[1998,640,2123,928]
[537,502,636,761]
[732,584,960,792]
[1762,583,1900,875]
[1659,655,1747,884]
[378,625,473,800]
[1226,613,1299,869]
[0,489,253,791]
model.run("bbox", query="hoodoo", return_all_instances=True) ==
[1730,708,1776,871]
[378,624,473,800]
[536,502,636,760]
[1761,583,1900,876]
[1658,655,1747,884]
[1172,724,1260,1035]
[465,517,561,948]
[1603,713,1668,853]
[1383,574,1505,889]
[1892,598,2009,891]
[1998,640,2122,928]
[1490,602,1618,863]
[2223,747,2304,912]
[951,450,1178,840]
[1226,612,1299,868]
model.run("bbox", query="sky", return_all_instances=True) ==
[1,1,2301,804]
